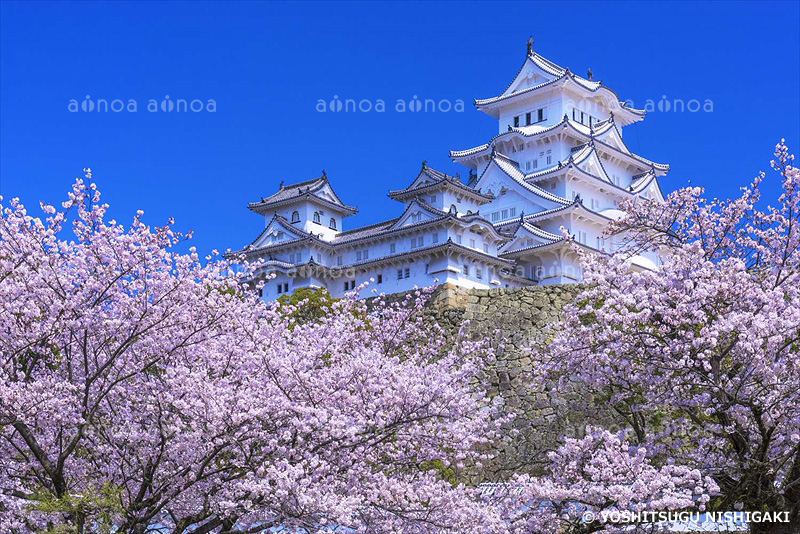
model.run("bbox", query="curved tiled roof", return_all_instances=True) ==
[475,53,645,120]
[451,116,668,175]
[388,164,494,202]
[478,152,572,206]
[248,174,357,215]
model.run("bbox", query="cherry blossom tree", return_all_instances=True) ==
[491,427,718,534]
[0,173,507,533]
[541,141,800,534]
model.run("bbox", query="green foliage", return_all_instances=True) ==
[277,287,337,327]
[31,484,122,534]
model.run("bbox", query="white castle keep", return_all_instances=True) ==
[234,40,667,301]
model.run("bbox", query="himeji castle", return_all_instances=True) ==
[234,39,667,301]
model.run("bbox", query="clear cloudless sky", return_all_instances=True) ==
[1,1,799,256]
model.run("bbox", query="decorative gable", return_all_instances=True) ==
[251,217,306,248]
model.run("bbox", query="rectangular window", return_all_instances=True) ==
[404,267,410,278]
[501,209,508,219]
[510,207,516,217]
[525,161,531,171]
[470,238,476,248]
[390,243,396,253]
[551,182,556,190]
[425,264,429,273]
[432,232,438,244]
[377,274,383,284]
[277,284,283,294]
[344,281,349,291]
[483,244,489,253]
[525,112,531,125]
[491,212,499,222]
[337,255,342,266]
[456,235,462,244]
[476,267,483,279]
[363,249,369,260]
[356,251,362,261]
[397,269,403,280]
[430,195,436,203]
[532,159,538,169]
[410,237,416,248]
[513,116,520,127]
[538,108,544,122]
[463,264,469,276]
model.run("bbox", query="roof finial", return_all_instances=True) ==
[321,170,327,178]
[520,211,524,222]
[421,159,427,170]
[527,36,534,55]
[587,68,593,81]
[279,180,284,188]
[490,144,497,157]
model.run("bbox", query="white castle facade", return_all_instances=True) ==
[234,41,667,301]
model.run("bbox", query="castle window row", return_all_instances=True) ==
[489,206,517,222]
[290,210,337,229]
[512,106,547,128]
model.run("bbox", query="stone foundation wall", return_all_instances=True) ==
[421,284,604,480]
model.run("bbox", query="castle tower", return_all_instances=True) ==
[450,39,667,283]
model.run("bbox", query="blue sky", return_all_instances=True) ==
[1,1,798,256]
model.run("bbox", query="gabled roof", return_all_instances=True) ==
[248,173,358,215]
[498,220,562,254]
[476,151,572,207]
[629,169,666,201]
[389,197,450,229]
[474,47,645,124]
[387,162,494,203]
[249,214,313,247]
[451,115,666,174]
